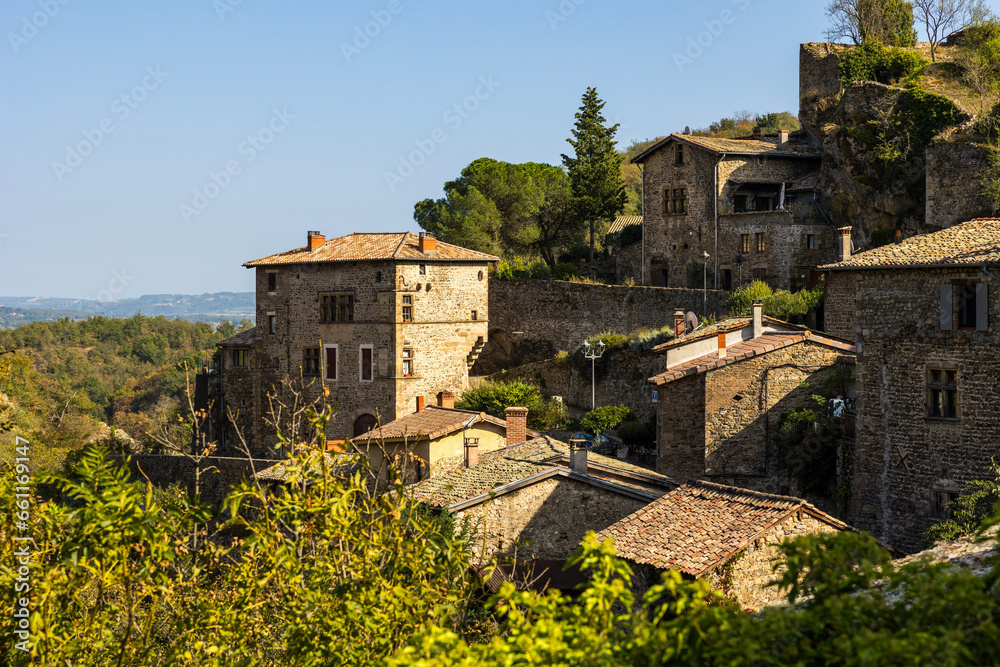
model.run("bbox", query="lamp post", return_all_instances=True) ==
[735,253,744,289]
[582,339,606,410]
[701,250,710,315]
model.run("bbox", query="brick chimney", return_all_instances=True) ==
[837,226,852,262]
[307,231,325,252]
[673,308,685,337]
[416,396,425,412]
[418,232,437,254]
[505,406,528,446]
[437,391,455,409]
[718,332,727,358]
[464,436,479,468]
[778,130,789,147]
[751,125,762,139]
[569,436,588,475]
[752,301,763,339]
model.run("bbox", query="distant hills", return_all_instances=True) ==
[0,292,255,328]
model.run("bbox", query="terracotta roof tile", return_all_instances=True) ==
[823,219,1000,270]
[609,215,643,235]
[351,406,506,443]
[244,232,499,267]
[218,329,261,347]
[597,481,849,577]
[255,452,361,482]
[632,133,821,164]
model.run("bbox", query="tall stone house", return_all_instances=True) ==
[649,304,857,500]
[215,231,497,455]
[823,219,1000,552]
[631,130,835,293]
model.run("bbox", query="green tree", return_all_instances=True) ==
[562,87,627,261]
[827,0,919,46]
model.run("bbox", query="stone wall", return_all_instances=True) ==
[798,43,844,131]
[846,267,1000,552]
[704,510,843,611]
[497,346,662,416]
[455,476,648,562]
[926,143,993,229]
[118,454,282,507]
[824,271,859,341]
[616,242,643,284]
[474,279,726,374]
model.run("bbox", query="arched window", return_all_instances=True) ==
[353,414,378,437]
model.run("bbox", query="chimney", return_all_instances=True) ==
[307,231,325,252]
[416,396,425,412]
[673,308,685,338]
[752,125,762,139]
[418,231,437,254]
[837,226,853,262]
[504,406,528,446]
[569,435,588,474]
[464,436,479,468]
[778,130,789,147]
[895,229,903,244]
[752,301,763,339]
[718,332,727,358]
[437,391,455,410]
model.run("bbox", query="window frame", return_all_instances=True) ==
[320,293,355,323]
[303,348,321,377]
[756,232,765,253]
[359,344,374,382]
[471,310,478,321]
[267,313,276,335]
[402,294,413,323]
[323,344,339,382]
[675,144,684,165]
[806,234,815,250]
[232,348,248,368]
[926,367,958,420]
[402,347,414,378]
[741,234,751,254]
[266,271,277,294]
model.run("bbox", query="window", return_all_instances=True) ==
[232,349,248,367]
[807,234,815,250]
[927,368,958,419]
[663,187,687,215]
[267,314,276,334]
[471,310,478,321]
[756,232,765,252]
[402,295,413,322]
[931,489,957,520]
[755,196,774,212]
[402,348,413,377]
[303,348,320,376]
[941,281,988,331]
[267,272,277,293]
[675,144,684,165]
[752,267,768,281]
[419,264,426,275]
[741,234,751,254]
[323,345,338,381]
[721,269,732,290]
[734,195,749,213]
[321,294,354,323]
[360,345,373,382]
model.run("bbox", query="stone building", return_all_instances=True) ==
[649,303,857,498]
[598,481,855,611]
[822,219,1000,552]
[410,436,675,570]
[631,130,835,291]
[216,231,497,455]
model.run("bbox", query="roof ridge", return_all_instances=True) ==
[690,480,806,507]
[390,232,410,258]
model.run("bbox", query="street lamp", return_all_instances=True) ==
[582,339,606,410]
[701,250,710,315]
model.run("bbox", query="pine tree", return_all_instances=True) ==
[561,88,627,261]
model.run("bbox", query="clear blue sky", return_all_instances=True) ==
[1,0,844,298]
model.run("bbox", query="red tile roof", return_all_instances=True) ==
[244,232,499,267]
[350,406,507,443]
[649,331,856,386]
[218,329,261,347]
[632,133,821,164]
[597,481,850,577]
[822,218,1000,270]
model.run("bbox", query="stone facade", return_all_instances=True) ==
[925,143,993,229]
[827,266,1000,552]
[474,279,726,375]
[455,475,648,563]
[702,510,841,611]
[657,339,853,499]
[218,233,493,455]
[616,241,643,284]
[635,135,826,292]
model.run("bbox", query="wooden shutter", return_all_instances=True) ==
[977,282,989,331]
[940,284,953,330]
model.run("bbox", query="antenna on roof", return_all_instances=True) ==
[684,126,691,135]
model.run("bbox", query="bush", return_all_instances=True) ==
[579,405,633,436]
[529,397,570,430]
[585,331,628,352]
[727,280,773,316]
[924,459,1000,545]
[494,257,552,280]
[838,41,925,85]
[763,286,825,321]
[457,379,541,420]
[606,224,642,249]
[552,262,581,281]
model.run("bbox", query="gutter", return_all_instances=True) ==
[983,264,1000,282]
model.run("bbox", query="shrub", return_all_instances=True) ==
[585,331,628,352]
[579,405,633,435]
[763,286,825,321]
[494,257,552,280]
[838,41,925,85]
[456,379,542,420]
[924,459,1000,545]
[616,415,656,446]
[529,397,570,430]
[727,280,773,316]
[552,262,581,281]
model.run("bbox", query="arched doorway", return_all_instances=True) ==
[353,414,378,437]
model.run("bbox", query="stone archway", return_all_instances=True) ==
[353,414,378,438]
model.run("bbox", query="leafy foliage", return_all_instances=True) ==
[728,280,825,322]
[456,378,566,429]
[692,110,800,138]
[839,40,926,84]
[579,405,633,436]
[925,459,1000,544]
[827,0,919,46]
[726,279,774,315]
[493,256,552,280]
